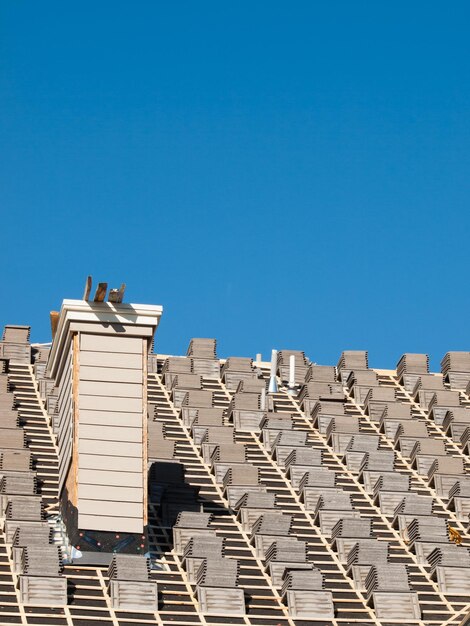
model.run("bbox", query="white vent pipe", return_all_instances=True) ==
[261,386,266,410]
[268,349,278,393]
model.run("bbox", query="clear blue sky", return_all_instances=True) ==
[1,2,469,370]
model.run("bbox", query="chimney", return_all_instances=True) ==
[46,294,163,557]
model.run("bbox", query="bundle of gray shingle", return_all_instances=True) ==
[264,537,310,586]
[186,338,220,378]
[396,353,429,391]
[447,479,470,521]
[276,350,309,384]
[336,350,368,383]
[107,554,158,611]
[330,518,376,562]
[441,352,470,389]
[196,556,245,615]
[221,356,259,390]
[147,420,177,462]
[364,564,420,620]
[281,567,334,619]
[18,544,67,606]
[170,373,203,406]
[427,544,470,594]
[298,381,345,413]
[173,511,214,554]
[406,516,450,564]
[182,535,225,583]
[161,355,192,386]
[346,539,390,590]
[227,389,265,432]
[0,325,31,364]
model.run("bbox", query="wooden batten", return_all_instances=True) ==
[50,311,60,340]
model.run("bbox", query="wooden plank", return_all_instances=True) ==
[78,499,142,518]
[80,350,142,369]
[78,438,142,457]
[79,380,143,398]
[93,282,108,302]
[78,394,142,412]
[79,468,142,487]
[79,423,143,443]
[83,275,92,301]
[79,453,142,473]
[50,311,60,340]
[142,337,148,527]
[80,365,142,384]
[108,283,126,304]
[78,512,143,533]
[79,484,143,502]
[63,334,80,506]
[80,333,142,353]
[79,409,141,427]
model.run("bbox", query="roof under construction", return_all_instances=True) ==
[2,283,470,625]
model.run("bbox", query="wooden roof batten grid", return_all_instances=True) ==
[2,285,470,624]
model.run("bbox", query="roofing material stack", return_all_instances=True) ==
[299,381,345,414]
[226,389,265,432]
[180,390,216,427]
[392,493,434,533]
[281,568,334,619]
[441,407,470,442]
[187,338,220,378]
[313,489,360,536]
[172,511,214,554]
[364,564,421,620]
[346,539,390,590]
[107,554,158,611]
[161,355,192,387]
[427,545,470,595]
[447,480,470,521]
[427,456,467,498]
[276,350,309,384]
[336,350,368,383]
[250,511,294,559]
[210,442,248,482]
[330,518,376,562]
[170,373,203,407]
[406,517,450,564]
[371,472,412,514]
[223,464,264,507]
[221,357,259,390]
[377,403,413,438]
[18,545,67,606]
[0,475,38,515]
[147,421,177,462]
[196,556,245,616]
[233,491,278,532]
[264,537,311,586]
[11,524,52,573]
[441,352,470,389]
[396,353,430,391]
[182,535,225,583]
[0,325,31,364]
[4,496,46,542]
[284,447,323,487]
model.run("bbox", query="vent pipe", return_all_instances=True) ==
[287,354,296,394]
[268,349,278,393]
[261,386,266,411]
